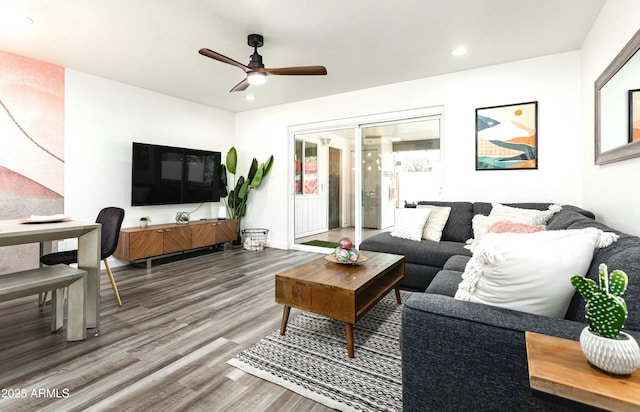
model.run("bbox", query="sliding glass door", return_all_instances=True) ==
[291,109,442,250]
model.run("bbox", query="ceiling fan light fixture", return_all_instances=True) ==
[247,71,267,85]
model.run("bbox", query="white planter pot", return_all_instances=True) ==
[580,327,640,375]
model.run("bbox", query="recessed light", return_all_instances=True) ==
[244,94,255,101]
[450,47,467,57]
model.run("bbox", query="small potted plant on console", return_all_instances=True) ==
[139,216,151,228]
[571,264,640,375]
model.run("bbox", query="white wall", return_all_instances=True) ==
[64,69,235,264]
[580,0,640,236]
[236,51,583,249]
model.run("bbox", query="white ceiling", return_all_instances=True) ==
[0,0,605,113]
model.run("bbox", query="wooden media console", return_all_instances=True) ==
[114,219,237,264]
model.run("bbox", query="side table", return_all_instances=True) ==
[525,331,640,412]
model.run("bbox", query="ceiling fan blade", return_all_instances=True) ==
[265,66,328,76]
[199,48,250,72]
[230,78,250,92]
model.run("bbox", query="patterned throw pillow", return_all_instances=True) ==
[390,208,431,241]
[417,205,452,241]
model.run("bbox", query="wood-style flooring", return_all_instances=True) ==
[0,248,335,411]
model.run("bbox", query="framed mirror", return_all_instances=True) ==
[595,28,640,165]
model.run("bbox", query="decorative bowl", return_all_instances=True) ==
[324,254,368,265]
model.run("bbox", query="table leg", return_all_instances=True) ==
[77,226,101,329]
[280,306,291,335]
[51,288,64,332]
[395,287,402,304]
[67,276,87,341]
[39,241,53,308]
[346,323,355,358]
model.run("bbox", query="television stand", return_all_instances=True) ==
[114,219,237,266]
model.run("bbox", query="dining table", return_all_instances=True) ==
[0,218,102,329]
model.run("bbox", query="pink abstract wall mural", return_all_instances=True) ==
[0,50,65,273]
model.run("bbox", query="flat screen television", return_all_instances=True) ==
[131,142,221,206]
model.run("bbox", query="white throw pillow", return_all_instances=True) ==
[489,203,562,226]
[455,228,619,318]
[417,205,451,241]
[390,208,431,241]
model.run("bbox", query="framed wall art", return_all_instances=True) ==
[629,89,640,143]
[475,101,538,170]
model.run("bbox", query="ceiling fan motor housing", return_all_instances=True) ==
[248,34,265,69]
[247,33,264,48]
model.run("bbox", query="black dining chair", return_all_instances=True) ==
[40,207,125,307]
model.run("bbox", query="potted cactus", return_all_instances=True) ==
[571,264,640,375]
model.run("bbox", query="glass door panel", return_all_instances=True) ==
[295,140,318,195]
[360,118,442,243]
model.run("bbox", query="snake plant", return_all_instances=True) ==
[570,264,629,339]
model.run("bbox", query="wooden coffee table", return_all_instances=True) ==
[275,251,404,358]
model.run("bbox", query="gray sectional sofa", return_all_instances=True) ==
[363,202,640,411]
[360,201,594,290]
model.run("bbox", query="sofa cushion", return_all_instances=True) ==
[442,255,471,272]
[547,208,596,231]
[360,232,471,268]
[455,228,619,318]
[402,262,442,291]
[561,219,640,332]
[417,201,473,242]
[425,270,463,296]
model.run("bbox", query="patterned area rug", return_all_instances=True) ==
[228,292,405,411]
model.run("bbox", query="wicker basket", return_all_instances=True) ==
[241,228,269,251]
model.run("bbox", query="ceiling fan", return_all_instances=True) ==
[199,34,327,92]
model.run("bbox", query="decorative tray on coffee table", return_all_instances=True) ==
[324,254,368,265]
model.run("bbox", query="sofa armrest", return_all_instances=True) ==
[401,293,591,411]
